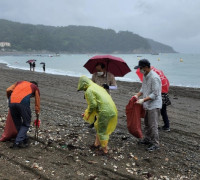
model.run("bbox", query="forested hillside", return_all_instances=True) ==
[0,19,176,53]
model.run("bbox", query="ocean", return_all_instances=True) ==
[0,53,199,88]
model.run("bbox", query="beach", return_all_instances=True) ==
[0,64,199,179]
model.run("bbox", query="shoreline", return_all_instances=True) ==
[1,62,200,92]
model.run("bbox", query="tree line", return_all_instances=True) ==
[0,19,176,53]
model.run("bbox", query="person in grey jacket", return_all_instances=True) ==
[133,59,162,151]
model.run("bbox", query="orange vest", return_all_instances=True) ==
[10,81,39,104]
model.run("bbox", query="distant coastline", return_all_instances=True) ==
[0,50,177,57]
[0,51,57,56]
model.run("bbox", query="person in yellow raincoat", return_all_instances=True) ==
[77,76,118,154]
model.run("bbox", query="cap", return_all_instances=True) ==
[134,59,150,69]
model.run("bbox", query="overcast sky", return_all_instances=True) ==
[0,0,200,53]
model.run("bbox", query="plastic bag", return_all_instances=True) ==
[0,110,18,142]
[126,97,145,139]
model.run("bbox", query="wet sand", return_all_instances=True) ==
[0,64,199,179]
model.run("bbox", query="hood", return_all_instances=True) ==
[77,75,93,91]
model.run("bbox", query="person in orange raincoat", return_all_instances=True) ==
[7,81,40,148]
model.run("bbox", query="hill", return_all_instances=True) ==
[147,39,175,54]
[0,19,176,54]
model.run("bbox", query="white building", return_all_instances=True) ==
[0,42,11,47]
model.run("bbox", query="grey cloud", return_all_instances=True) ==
[0,0,200,53]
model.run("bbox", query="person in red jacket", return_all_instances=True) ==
[7,81,40,148]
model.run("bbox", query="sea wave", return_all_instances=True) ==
[2,61,91,78]
[0,58,199,88]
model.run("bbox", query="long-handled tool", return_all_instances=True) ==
[35,120,39,141]
[34,117,40,141]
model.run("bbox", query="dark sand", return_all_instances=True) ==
[0,64,199,180]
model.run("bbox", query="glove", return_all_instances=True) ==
[132,95,138,100]
[7,99,9,107]
[102,83,109,90]
[34,119,41,128]
[136,99,144,104]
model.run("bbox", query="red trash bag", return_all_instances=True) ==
[126,97,145,139]
[0,110,18,142]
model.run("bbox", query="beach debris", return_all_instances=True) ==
[31,163,43,171]
[34,141,39,145]
[61,144,67,149]
[109,149,113,153]
[88,161,98,164]
[126,168,134,174]
[88,174,98,180]
[129,153,134,158]
[121,135,128,140]
[160,175,170,180]
[38,166,43,171]
[31,163,39,168]
[77,171,84,176]
[113,165,118,169]
[88,173,96,178]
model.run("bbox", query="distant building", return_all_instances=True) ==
[0,42,11,47]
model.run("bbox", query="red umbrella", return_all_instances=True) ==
[84,55,131,77]
[136,66,169,93]
[26,59,36,63]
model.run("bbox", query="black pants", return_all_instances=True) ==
[160,104,169,128]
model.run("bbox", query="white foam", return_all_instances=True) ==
[4,64,200,88]
[0,59,9,65]
[4,62,92,78]
[0,56,200,88]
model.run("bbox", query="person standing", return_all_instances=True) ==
[89,63,117,128]
[43,63,46,72]
[32,62,36,72]
[92,63,117,93]
[133,59,162,151]
[29,62,32,71]
[161,92,171,131]
[7,81,40,148]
